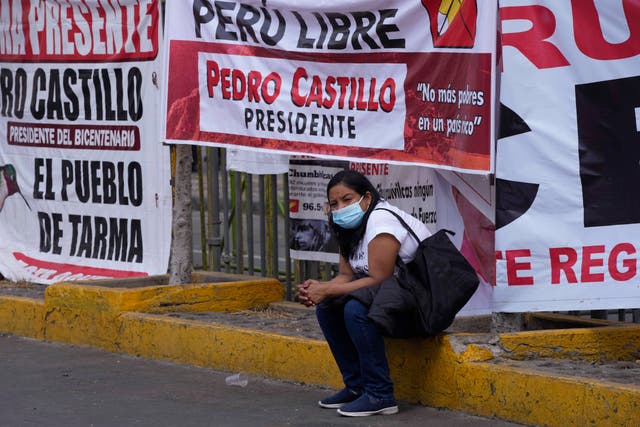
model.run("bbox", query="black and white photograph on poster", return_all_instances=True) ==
[288,158,347,262]
[289,219,337,253]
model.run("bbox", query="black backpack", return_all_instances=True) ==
[375,208,480,336]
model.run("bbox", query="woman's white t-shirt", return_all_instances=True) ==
[348,200,431,276]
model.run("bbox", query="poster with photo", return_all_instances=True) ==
[288,158,437,261]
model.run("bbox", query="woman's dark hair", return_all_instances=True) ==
[326,169,381,259]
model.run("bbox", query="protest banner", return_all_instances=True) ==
[162,0,497,173]
[0,0,171,283]
[495,0,640,311]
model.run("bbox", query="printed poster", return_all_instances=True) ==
[163,0,497,173]
[289,159,438,262]
[0,0,172,283]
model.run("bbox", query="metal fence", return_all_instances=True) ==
[191,147,639,323]
[191,147,335,301]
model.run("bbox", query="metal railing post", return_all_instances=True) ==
[270,175,278,279]
[207,148,222,271]
[221,150,231,273]
[246,174,254,275]
[196,146,207,269]
[259,175,267,277]
[283,173,292,299]
[234,171,243,274]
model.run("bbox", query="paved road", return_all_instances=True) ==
[0,334,523,427]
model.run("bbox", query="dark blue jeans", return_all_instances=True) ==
[316,298,394,400]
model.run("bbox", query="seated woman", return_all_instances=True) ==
[297,169,431,417]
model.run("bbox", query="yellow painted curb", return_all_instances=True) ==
[500,325,640,362]
[40,275,284,348]
[45,275,284,313]
[114,313,493,397]
[117,312,343,389]
[457,361,640,427]
[0,296,45,339]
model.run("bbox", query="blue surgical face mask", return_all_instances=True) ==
[331,195,365,229]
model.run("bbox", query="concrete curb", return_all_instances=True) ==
[500,324,640,362]
[0,277,638,427]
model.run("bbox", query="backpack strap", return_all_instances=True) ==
[374,207,421,244]
[374,207,455,244]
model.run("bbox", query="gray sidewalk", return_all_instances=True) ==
[0,333,523,427]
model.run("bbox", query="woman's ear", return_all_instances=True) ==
[364,191,373,209]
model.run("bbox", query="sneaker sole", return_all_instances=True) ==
[318,401,345,409]
[337,405,399,417]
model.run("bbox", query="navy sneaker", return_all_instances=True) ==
[318,388,361,409]
[337,394,398,417]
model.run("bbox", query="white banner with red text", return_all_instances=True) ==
[0,0,172,284]
[162,0,497,173]
[495,0,640,311]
